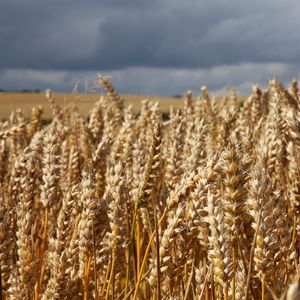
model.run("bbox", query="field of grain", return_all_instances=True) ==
[0,92,183,120]
[1,76,300,299]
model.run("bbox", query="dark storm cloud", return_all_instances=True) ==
[1,0,300,71]
[1,0,300,94]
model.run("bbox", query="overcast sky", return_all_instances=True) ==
[1,0,299,95]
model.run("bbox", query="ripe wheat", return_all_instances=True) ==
[1,77,300,299]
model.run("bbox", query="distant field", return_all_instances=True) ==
[0,92,184,119]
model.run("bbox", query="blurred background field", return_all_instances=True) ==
[0,92,246,120]
[0,93,184,119]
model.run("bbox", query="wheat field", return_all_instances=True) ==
[0,92,184,120]
[1,76,300,299]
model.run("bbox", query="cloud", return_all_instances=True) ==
[0,0,299,92]
[1,63,299,96]
[1,0,300,70]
